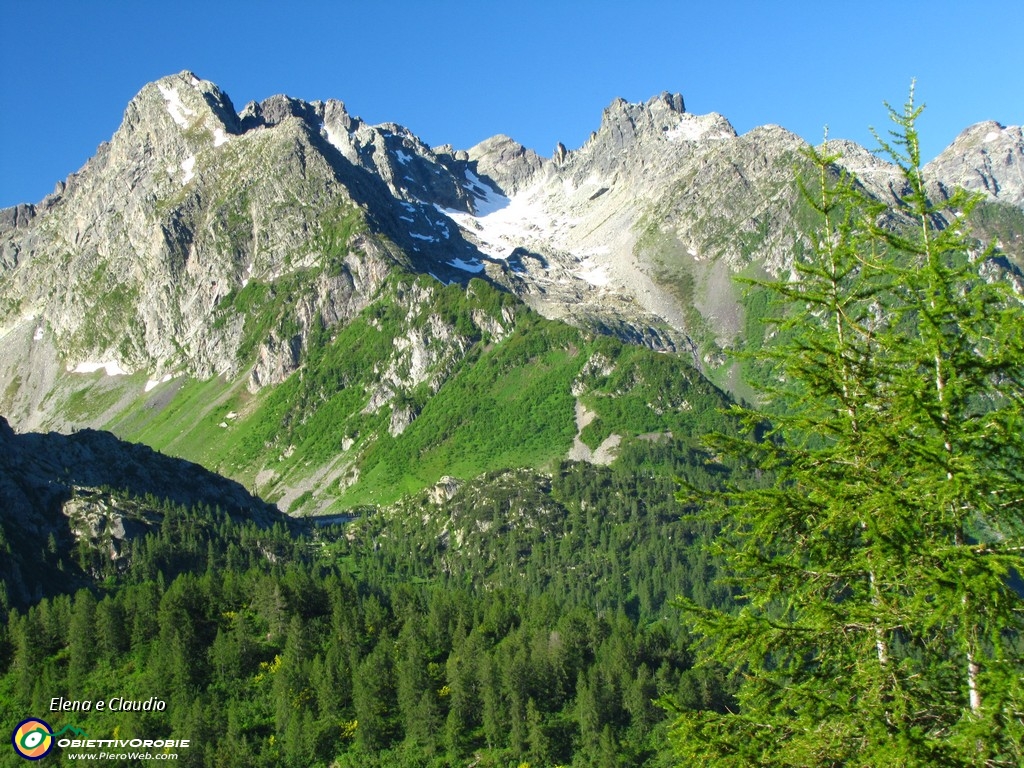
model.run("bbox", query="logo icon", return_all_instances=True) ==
[11,718,54,760]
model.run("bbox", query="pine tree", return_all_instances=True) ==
[670,89,1024,766]
[67,589,97,691]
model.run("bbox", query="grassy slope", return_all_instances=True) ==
[97,274,731,513]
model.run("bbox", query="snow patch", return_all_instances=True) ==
[181,155,196,184]
[33,325,44,341]
[410,232,438,242]
[464,169,509,215]
[395,149,413,164]
[664,115,731,142]
[324,126,343,150]
[399,215,415,223]
[144,373,174,392]
[435,191,568,261]
[448,258,485,273]
[213,127,229,147]
[984,131,1000,143]
[577,264,610,286]
[156,83,196,128]
[71,361,129,376]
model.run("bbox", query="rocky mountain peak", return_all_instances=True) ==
[595,91,693,139]
[133,70,240,141]
[239,92,322,130]
[468,134,547,195]
[569,93,736,172]
[656,91,686,113]
[925,120,1024,207]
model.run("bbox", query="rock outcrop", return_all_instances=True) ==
[0,414,288,605]
[926,121,1024,208]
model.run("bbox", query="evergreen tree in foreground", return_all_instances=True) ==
[670,89,1024,766]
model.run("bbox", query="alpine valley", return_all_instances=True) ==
[1,72,1022,767]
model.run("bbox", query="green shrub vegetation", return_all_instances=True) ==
[109,274,734,512]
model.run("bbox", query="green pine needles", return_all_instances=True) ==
[670,88,1024,767]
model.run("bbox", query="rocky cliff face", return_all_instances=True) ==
[2,71,1021,434]
[0,415,281,525]
[0,73,411,390]
[925,121,1024,208]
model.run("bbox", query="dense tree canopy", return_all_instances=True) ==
[670,91,1024,766]
[0,443,737,768]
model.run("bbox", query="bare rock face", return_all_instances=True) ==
[925,122,1024,207]
[427,475,461,505]
[469,135,546,196]
[0,415,281,522]
[1,72,364,378]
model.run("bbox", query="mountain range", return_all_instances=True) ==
[1,70,1022,518]
[2,70,1023,768]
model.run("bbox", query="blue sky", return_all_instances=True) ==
[2,0,1021,209]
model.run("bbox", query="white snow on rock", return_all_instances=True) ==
[157,83,196,128]
[395,149,413,164]
[464,170,510,215]
[33,325,44,341]
[324,126,343,152]
[213,127,230,147]
[664,114,733,142]
[577,263,610,286]
[410,232,438,242]
[181,155,196,184]
[144,373,174,392]
[436,191,566,261]
[71,361,129,376]
[984,131,1000,143]
[448,258,485,273]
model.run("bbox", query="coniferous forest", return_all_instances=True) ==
[0,442,737,768]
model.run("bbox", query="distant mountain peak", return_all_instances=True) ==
[925,121,1024,207]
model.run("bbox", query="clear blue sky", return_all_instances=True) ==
[2,0,1021,209]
